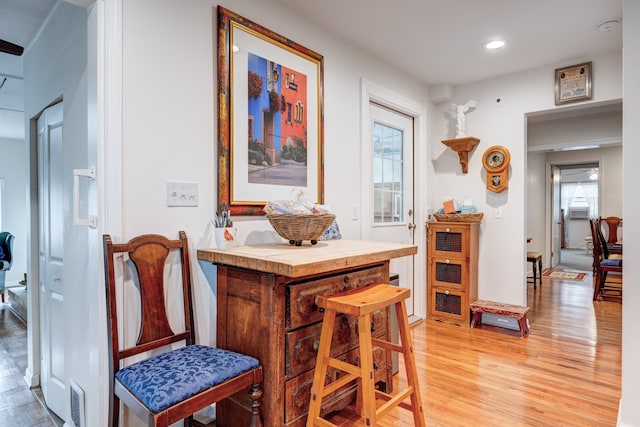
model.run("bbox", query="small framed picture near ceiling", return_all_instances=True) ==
[554,61,592,105]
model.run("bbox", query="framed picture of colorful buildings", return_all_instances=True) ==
[217,6,324,215]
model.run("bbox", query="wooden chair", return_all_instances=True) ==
[589,219,622,301]
[598,217,622,254]
[103,232,263,427]
[599,216,622,246]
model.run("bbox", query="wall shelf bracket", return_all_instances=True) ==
[441,136,480,174]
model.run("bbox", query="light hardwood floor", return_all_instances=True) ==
[326,270,621,426]
[0,270,621,426]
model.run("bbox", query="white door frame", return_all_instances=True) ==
[359,79,428,319]
[546,159,603,268]
[23,1,122,424]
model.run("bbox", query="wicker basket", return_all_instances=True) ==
[433,212,484,223]
[267,213,336,246]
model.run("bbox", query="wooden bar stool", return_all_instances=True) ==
[306,284,425,427]
[526,251,543,290]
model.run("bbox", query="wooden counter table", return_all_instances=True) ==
[197,240,417,427]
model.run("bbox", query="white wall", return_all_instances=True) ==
[121,0,430,341]
[119,2,637,426]
[430,50,622,306]
[18,0,637,425]
[23,2,100,424]
[526,151,546,254]
[621,1,640,425]
[528,109,621,150]
[119,1,430,424]
[0,137,28,286]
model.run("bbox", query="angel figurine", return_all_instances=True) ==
[449,100,477,137]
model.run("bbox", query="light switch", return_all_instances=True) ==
[167,181,198,207]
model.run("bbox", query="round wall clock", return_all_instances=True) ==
[482,145,510,192]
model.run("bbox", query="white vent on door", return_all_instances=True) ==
[69,380,85,427]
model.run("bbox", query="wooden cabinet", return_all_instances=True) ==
[197,240,417,427]
[426,221,479,326]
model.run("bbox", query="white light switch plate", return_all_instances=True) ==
[167,181,198,207]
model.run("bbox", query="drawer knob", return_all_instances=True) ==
[445,227,450,232]
[445,259,450,264]
[313,341,319,352]
[341,276,350,291]
[445,290,450,295]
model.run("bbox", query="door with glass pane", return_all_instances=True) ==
[366,102,416,319]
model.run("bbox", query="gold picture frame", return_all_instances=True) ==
[217,7,325,215]
[554,61,592,105]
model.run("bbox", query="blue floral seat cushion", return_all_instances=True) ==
[115,344,259,414]
[601,258,622,267]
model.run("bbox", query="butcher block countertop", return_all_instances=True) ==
[197,239,417,278]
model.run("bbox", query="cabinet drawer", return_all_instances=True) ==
[429,257,468,290]
[287,265,387,330]
[428,286,469,326]
[284,346,388,424]
[428,223,471,259]
[285,311,387,378]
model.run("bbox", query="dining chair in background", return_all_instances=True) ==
[599,216,623,248]
[589,219,622,301]
[596,218,622,255]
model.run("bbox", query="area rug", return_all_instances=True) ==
[542,270,587,281]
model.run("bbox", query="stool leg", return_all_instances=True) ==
[357,312,378,426]
[306,309,337,427]
[537,259,543,288]
[532,260,538,290]
[395,300,426,427]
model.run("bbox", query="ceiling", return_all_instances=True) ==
[561,165,600,183]
[0,0,57,139]
[0,0,623,139]
[273,0,622,87]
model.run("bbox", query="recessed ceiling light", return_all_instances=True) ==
[485,40,505,50]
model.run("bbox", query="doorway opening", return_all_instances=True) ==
[555,163,599,271]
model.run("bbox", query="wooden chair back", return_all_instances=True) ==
[104,232,194,365]
[589,218,605,261]
[595,218,611,259]
[599,216,622,245]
